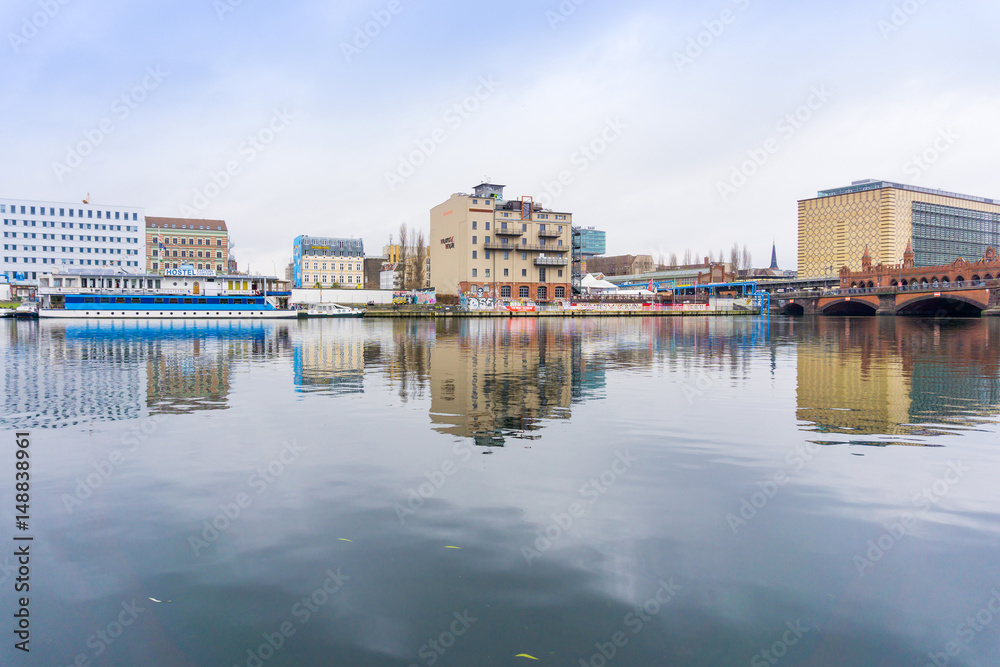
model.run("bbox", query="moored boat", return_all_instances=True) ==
[35,267,296,319]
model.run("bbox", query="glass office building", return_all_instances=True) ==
[912,202,1000,267]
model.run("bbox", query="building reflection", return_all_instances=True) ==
[428,319,576,445]
[796,318,1000,439]
[1,321,291,427]
[292,328,365,396]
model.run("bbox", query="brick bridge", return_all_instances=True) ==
[777,281,1000,317]
[778,245,1000,316]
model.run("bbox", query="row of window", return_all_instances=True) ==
[153,236,225,246]
[302,274,360,284]
[4,246,137,255]
[3,232,138,244]
[1,258,138,267]
[71,296,261,305]
[0,204,138,221]
[150,263,224,271]
[307,262,361,271]
[469,268,564,279]
[3,219,137,232]
[152,250,224,259]
[469,285,565,299]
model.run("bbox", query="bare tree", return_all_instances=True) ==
[741,244,752,274]
[413,229,427,288]
[668,252,678,267]
[730,242,740,271]
[682,248,693,265]
[397,223,409,289]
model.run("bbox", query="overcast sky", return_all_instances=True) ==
[3,0,998,273]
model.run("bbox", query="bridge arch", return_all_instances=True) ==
[779,302,805,316]
[896,294,986,318]
[819,299,878,316]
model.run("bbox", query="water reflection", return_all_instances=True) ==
[1,320,292,428]
[795,318,1000,442]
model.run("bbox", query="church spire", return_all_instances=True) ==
[769,241,779,270]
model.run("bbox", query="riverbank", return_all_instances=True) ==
[363,307,760,318]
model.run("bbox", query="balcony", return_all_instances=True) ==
[495,227,523,236]
[537,228,562,237]
[535,256,569,267]
[484,241,568,252]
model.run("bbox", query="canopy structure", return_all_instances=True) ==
[581,273,619,293]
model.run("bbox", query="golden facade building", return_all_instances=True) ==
[430,183,572,302]
[798,180,1000,278]
[147,216,229,274]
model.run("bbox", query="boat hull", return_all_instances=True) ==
[39,309,297,319]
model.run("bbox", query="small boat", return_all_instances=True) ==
[12,302,39,319]
[303,303,364,318]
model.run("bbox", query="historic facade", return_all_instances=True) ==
[839,244,999,289]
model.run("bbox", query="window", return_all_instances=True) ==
[503,252,509,260]
[485,251,490,259]
[519,286,529,298]
[472,221,477,229]
[485,269,490,277]
[503,268,509,277]
[485,222,490,230]
[472,269,477,277]
[522,224,527,231]
[522,268,527,277]
[472,251,477,259]
[537,286,547,300]
[557,269,563,277]
[555,286,565,298]
[472,236,477,244]
[522,252,527,260]
[501,285,511,298]
[539,268,546,282]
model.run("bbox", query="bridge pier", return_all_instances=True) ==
[876,294,896,316]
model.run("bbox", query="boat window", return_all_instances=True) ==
[115,298,126,303]
[84,297,95,303]
[183,298,193,304]
[197,299,207,304]
[219,299,229,304]
[100,297,111,303]
[233,298,243,304]
[169,298,179,304]
[154,298,164,304]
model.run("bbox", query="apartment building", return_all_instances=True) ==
[146,216,229,274]
[430,183,572,301]
[1,197,145,281]
[292,236,364,288]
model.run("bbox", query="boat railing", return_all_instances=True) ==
[39,287,260,297]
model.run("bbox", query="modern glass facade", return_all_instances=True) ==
[912,202,1000,267]
[572,227,606,258]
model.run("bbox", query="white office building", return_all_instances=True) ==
[1,197,145,282]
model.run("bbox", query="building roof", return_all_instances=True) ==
[812,179,999,206]
[147,216,228,232]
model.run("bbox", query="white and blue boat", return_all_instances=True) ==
[36,267,296,319]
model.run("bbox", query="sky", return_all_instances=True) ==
[2,0,999,274]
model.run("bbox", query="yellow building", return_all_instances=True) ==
[797,180,1000,278]
[147,216,229,275]
[430,183,572,302]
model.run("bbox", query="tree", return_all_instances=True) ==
[669,252,678,267]
[730,242,740,271]
[741,244,752,273]
[397,223,409,290]
[683,248,692,265]
[412,229,427,289]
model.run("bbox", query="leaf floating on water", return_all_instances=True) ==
[445,546,462,549]
[338,538,353,542]
[148,598,172,603]
[515,654,539,660]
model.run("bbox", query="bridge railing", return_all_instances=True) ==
[778,278,1000,300]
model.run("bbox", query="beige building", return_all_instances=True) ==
[586,254,655,277]
[383,243,431,288]
[430,183,572,302]
[798,179,1000,278]
[146,217,229,274]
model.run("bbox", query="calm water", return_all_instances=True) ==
[2,317,1000,666]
